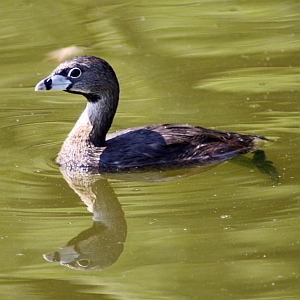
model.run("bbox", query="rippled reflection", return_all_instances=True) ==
[43,168,127,270]
[43,150,278,271]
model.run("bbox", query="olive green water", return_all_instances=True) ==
[0,1,300,299]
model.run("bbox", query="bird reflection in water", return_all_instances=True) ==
[43,150,278,271]
[43,167,127,270]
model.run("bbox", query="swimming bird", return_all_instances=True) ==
[35,56,267,172]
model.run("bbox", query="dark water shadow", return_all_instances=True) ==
[232,150,279,183]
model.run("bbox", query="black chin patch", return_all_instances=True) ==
[44,78,52,90]
[65,83,73,91]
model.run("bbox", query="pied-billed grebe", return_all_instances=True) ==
[35,56,267,171]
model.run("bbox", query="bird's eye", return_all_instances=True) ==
[77,259,90,268]
[68,67,82,78]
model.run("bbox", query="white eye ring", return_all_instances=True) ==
[77,259,90,268]
[68,67,82,78]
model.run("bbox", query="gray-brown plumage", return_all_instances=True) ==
[35,56,267,172]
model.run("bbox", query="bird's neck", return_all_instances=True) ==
[86,93,119,147]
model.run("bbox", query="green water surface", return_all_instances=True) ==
[0,1,299,299]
